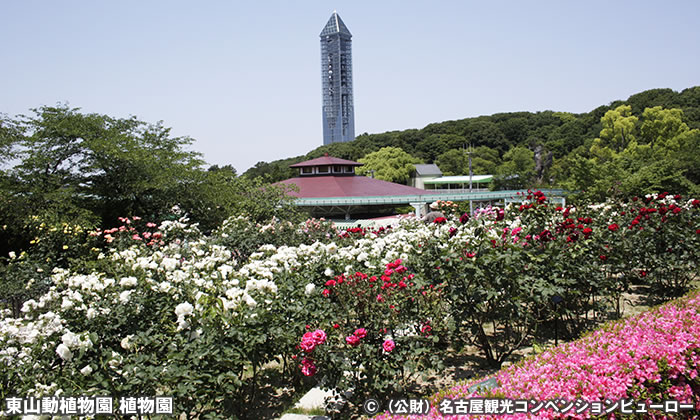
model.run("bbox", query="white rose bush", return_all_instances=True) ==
[1,192,699,418]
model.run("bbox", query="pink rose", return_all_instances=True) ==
[353,328,367,339]
[311,329,327,345]
[382,339,395,353]
[346,335,360,347]
[300,339,315,353]
[300,357,317,376]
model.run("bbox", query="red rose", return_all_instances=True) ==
[608,224,619,232]
[353,328,367,339]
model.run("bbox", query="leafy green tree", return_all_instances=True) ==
[1,105,301,252]
[356,147,422,184]
[669,129,700,186]
[179,171,301,232]
[590,105,638,159]
[435,146,500,176]
[6,105,205,226]
[435,149,468,176]
[472,146,501,174]
[639,106,689,149]
[207,164,237,175]
[463,120,510,153]
[415,134,455,162]
[493,146,535,189]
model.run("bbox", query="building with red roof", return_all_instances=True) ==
[277,154,568,220]
[278,154,427,219]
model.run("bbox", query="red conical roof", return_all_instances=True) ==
[289,154,363,168]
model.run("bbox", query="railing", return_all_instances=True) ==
[426,187,490,193]
[294,189,568,206]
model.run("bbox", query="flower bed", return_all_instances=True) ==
[375,291,700,419]
[1,193,698,418]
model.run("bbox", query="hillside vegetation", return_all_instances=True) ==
[243,87,700,200]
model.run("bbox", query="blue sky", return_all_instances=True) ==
[2,1,699,173]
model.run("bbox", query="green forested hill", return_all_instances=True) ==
[243,87,700,199]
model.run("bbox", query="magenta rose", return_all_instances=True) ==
[300,357,317,376]
[311,329,327,345]
[353,328,367,339]
[300,332,316,352]
[346,335,360,347]
[382,339,395,353]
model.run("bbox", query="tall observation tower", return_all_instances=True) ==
[320,11,355,145]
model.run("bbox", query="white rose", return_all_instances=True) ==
[86,308,97,319]
[120,335,133,350]
[61,297,74,309]
[190,329,202,340]
[56,344,72,361]
[119,277,138,287]
[161,258,179,272]
[174,302,194,318]
[304,283,316,296]
[8,251,16,259]
[119,290,132,304]
[324,268,334,277]
[244,295,257,308]
[21,299,36,313]
[62,332,80,349]
[177,319,189,331]
[80,365,93,375]
[327,243,338,254]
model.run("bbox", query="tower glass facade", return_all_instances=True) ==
[320,12,355,145]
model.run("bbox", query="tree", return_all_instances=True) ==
[415,135,454,162]
[435,149,468,176]
[435,146,500,176]
[0,114,20,165]
[639,106,689,149]
[462,120,510,153]
[493,147,535,189]
[472,146,501,174]
[590,105,638,158]
[356,147,422,184]
[208,164,238,175]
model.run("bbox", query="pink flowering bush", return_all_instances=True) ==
[375,290,700,419]
[89,216,166,248]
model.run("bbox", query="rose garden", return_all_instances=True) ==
[1,192,699,419]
